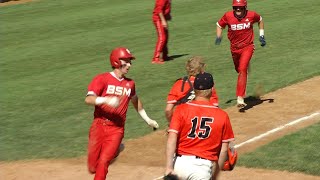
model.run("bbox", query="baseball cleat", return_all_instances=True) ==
[237,96,247,108]
[151,59,165,64]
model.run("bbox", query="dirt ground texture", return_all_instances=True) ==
[1,76,320,180]
[1,1,320,180]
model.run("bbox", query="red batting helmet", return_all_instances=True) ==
[232,0,247,6]
[109,47,135,68]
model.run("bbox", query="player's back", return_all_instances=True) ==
[173,100,230,161]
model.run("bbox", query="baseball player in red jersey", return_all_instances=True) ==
[165,56,219,123]
[165,72,235,180]
[215,0,266,107]
[85,47,159,180]
[152,0,171,64]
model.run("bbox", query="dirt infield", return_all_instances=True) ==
[1,76,319,180]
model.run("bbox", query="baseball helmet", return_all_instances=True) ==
[232,0,247,6]
[109,47,135,68]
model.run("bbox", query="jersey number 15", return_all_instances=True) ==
[187,117,213,139]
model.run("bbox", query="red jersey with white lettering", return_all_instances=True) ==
[217,10,261,50]
[152,0,171,21]
[87,72,136,127]
[168,100,234,161]
[167,76,219,106]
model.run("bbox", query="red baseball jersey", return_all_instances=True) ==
[87,72,136,127]
[152,0,171,21]
[167,76,219,106]
[217,10,262,49]
[168,100,234,161]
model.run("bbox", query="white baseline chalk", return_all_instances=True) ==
[235,112,320,148]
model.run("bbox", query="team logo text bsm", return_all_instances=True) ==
[231,22,250,30]
[106,85,131,96]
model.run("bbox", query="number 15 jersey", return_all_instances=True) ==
[168,100,235,161]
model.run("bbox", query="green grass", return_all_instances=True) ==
[238,122,320,176]
[0,0,319,163]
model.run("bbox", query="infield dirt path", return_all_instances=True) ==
[1,76,320,180]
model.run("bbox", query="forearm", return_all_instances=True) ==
[159,13,166,23]
[218,143,229,169]
[132,96,158,128]
[258,20,264,36]
[218,151,228,169]
[131,96,149,120]
[131,95,143,111]
[165,104,175,123]
[216,26,223,38]
[165,110,173,123]
[166,133,177,170]
[138,109,152,123]
[85,95,97,106]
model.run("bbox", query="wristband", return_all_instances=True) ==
[259,29,264,36]
[138,109,151,123]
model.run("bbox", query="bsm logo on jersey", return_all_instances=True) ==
[231,22,250,30]
[106,85,131,96]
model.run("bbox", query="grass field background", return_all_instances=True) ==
[1,0,320,175]
[239,122,320,176]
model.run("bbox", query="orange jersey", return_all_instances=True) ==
[167,76,219,106]
[168,100,234,161]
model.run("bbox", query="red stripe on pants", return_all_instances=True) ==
[87,119,124,180]
[231,45,254,97]
[153,19,168,60]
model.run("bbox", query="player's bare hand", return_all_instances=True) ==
[162,21,168,29]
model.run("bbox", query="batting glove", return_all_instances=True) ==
[259,35,266,47]
[147,119,159,129]
[95,96,120,108]
[215,37,222,45]
[138,109,159,129]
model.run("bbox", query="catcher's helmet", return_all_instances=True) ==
[109,47,135,68]
[223,147,238,171]
[232,0,247,7]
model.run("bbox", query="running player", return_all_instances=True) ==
[85,47,159,180]
[215,0,266,107]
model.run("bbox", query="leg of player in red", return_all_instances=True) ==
[232,45,254,107]
[87,120,124,180]
[152,19,167,64]
[152,0,171,64]
[162,27,169,60]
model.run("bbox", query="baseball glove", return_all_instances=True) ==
[222,147,238,171]
[163,173,179,180]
